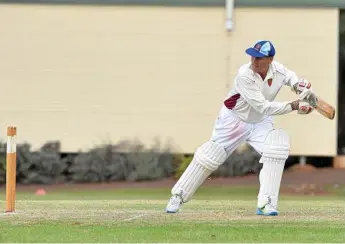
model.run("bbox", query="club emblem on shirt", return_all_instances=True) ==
[268,79,272,87]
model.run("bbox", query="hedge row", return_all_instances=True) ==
[0,140,261,185]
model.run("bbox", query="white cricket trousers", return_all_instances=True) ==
[210,109,275,157]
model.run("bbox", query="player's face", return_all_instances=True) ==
[251,56,273,73]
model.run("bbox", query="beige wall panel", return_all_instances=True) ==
[0,5,338,156]
[0,5,228,152]
[227,8,338,156]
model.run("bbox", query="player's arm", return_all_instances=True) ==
[283,66,313,97]
[283,68,300,93]
[283,67,318,107]
[236,76,300,115]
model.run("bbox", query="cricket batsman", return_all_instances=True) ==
[165,40,317,216]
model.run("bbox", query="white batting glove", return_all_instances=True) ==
[294,78,318,108]
[294,78,312,95]
[297,101,314,114]
[299,88,312,101]
[299,89,318,108]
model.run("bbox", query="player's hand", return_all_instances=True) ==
[294,78,312,94]
[290,100,314,114]
[297,101,314,114]
[294,78,317,108]
[299,90,318,108]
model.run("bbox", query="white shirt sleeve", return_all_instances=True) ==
[236,76,293,115]
[283,67,299,92]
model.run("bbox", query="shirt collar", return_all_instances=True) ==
[249,62,276,81]
[264,64,274,81]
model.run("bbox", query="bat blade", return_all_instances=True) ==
[315,96,335,120]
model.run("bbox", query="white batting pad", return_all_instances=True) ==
[260,129,290,160]
[258,129,290,209]
[171,141,227,202]
[257,158,285,209]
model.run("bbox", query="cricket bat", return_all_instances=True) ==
[314,96,335,120]
[294,82,335,120]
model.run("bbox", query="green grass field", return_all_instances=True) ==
[0,185,344,243]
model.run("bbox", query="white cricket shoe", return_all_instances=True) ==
[256,195,279,216]
[165,195,183,213]
[256,204,279,216]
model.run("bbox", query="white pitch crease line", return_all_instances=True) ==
[122,213,148,221]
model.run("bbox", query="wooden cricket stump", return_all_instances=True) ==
[6,126,17,213]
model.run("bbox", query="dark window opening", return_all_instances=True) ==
[338,10,345,154]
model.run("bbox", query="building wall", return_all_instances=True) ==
[227,8,339,156]
[0,4,338,155]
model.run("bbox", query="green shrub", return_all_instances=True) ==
[0,139,262,186]
[174,155,193,179]
[0,153,6,184]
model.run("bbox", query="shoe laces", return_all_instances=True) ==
[265,204,277,212]
[171,195,182,205]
